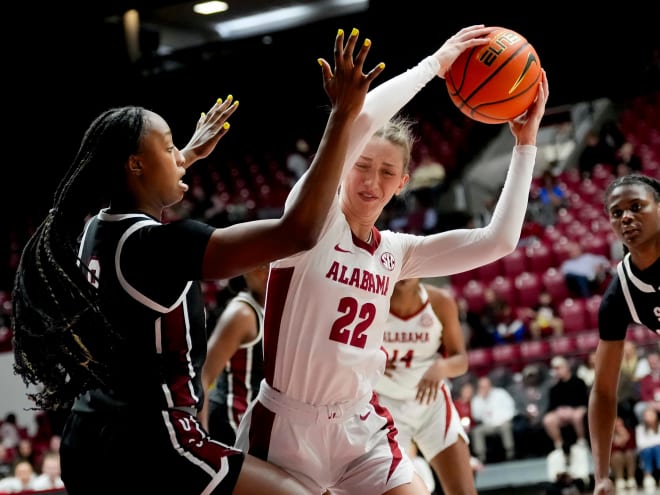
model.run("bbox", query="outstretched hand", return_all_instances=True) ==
[180,96,239,168]
[433,25,497,78]
[318,28,385,118]
[509,69,549,146]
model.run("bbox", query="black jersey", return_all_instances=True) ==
[598,253,660,340]
[208,290,264,442]
[75,209,214,411]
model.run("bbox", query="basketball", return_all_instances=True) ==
[446,27,542,124]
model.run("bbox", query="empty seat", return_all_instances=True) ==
[492,343,521,370]
[468,347,494,373]
[558,298,588,334]
[575,329,600,355]
[450,268,478,290]
[519,340,550,362]
[515,271,543,308]
[542,267,570,302]
[477,259,503,284]
[580,234,610,258]
[525,242,554,274]
[489,275,517,307]
[551,236,573,266]
[549,335,577,355]
[501,247,528,278]
[461,279,487,313]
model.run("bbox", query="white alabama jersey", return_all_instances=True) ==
[375,284,443,401]
[265,203,426,405]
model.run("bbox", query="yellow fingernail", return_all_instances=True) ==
[318,58,323,66]
[223,122,230,130]
[227,94,233,103]
[233,100,239,108]
[378,62,385,69]
[337,28,344,36]
[216,98,222,104]
[363,39,371,47]
[351,28,358,37]
[201,112,206,118]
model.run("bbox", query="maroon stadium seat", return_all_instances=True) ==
[461,279,487,313]
[489,275,517,307]
[558,298,588,334]
[525,241,554,274]
[477,258,503,284]
[549,335,577,355]
[515,271,543,308]
[542,267,570,302]
[501,246,528,278]
[519,339,550,363]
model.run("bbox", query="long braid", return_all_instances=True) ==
[11,107,146,410]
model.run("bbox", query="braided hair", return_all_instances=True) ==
[11,106,148,410]
[603,173,660,208]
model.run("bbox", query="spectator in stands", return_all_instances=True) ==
[610,415,638,492]
[469,375,516,463]
[559,241,612,298]
[510,364,553,459]
[578,131,612,178]
[454,380,475,434]
[31,450,64,491]
[13,438,37,468]
[0,459,36,493]
[635,405,660,493]
[617,341,643,424]
[614,141,643,176]
[480,287,525,344]
[530,170,567,226]
[0,444,12,480]
[543,356,590,484]
[634,350,660,422]
[527,290,564,340]
[576,351,597,389]
[0,414,21,451]
[286,137,311,185]
[621,340,643,380]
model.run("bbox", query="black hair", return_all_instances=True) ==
[603,173,660,211]
[11,106,147,410]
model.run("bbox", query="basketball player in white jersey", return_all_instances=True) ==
[234,24,549,495]
[375,278,476,495]
[589,174,660,495]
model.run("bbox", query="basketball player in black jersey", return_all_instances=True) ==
[11,28,384,495]
[589,174,660,495]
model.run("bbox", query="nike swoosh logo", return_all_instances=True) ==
[334,244,351,253]
[359,411,371,421]
[509,51,538,94]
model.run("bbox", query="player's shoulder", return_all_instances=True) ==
[423,283,457,308]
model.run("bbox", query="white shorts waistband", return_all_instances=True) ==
[257,380,372,424]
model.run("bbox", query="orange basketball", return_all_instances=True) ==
[446,27,542,124]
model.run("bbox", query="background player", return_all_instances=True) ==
[375,278,477,495]
[200,264,268,444]
[589,174,660,495]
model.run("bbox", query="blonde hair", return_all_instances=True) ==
[373,115,417,174]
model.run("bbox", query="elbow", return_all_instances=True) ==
[288,222,322,252]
